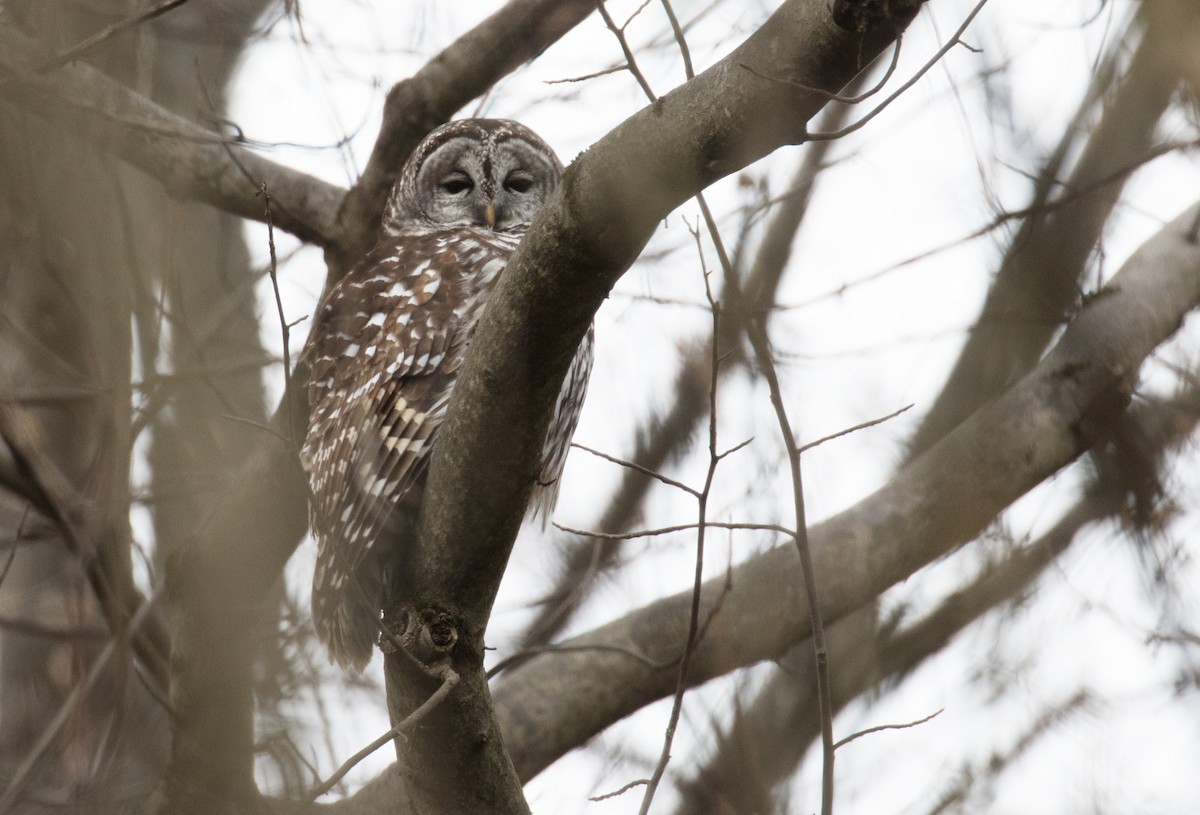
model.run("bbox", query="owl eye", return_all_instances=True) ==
[503,173,534,194]
[440,175,473,195]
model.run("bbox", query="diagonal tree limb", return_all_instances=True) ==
[0,24,344,246]
[673,379,1200,813]
[0,0,603,260]
[385,1,919,811]
[491,198,1200,780]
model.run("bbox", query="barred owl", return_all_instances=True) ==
[301,119,593,671]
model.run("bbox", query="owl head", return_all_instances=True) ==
[384,118,563,235]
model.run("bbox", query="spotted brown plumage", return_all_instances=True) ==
[301,119,593,670]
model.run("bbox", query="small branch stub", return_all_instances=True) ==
[383,605,460,669]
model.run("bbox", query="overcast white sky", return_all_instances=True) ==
[229,1,1200,811]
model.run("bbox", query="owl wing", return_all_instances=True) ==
[302,232,502,604]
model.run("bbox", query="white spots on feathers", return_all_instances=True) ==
[301,214,593,671]
[382,436,425,455]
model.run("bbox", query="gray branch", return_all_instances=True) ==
[492,199,1200,780]
[0,24,344,246]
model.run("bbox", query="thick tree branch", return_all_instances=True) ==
[417,0,910,648]
[492,199,1200,780]
[383,0,918,809]
[0,24,343,246]
[675,378,1200,814]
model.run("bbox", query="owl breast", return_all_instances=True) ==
[301,225,589,671]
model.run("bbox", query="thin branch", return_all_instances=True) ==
[34,0,194,74]
[545,63,626,84]
[592,778,649,802]
[798,404,914,454]
[309,667,459,800]
[598,1,658,101]
[572,441,699,497]
[659,0,695,79]
[258,183,296,439]
[801,0,991,142]
[745,316,833,815]
[690,131,834,807]
[833,708,943,750]
[637,221,725,815]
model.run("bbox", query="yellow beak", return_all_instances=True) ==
[484,201,496,229]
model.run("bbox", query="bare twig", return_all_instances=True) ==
[802,0,991,142]
[572,441,699,497]
[597,0,658,102]
[257,183,295,438]
[34,0,194,75]
[309,667,460,800]
[659,0,694,78]
[545,64,626,85]
[744,315,834,815]
[798,404,914,454]
[592,777,650,802]
[833,708,944,750]
[637,223,725,815]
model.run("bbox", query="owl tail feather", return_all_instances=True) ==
[316,601,377,673]
[312,575,379,673]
